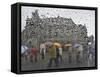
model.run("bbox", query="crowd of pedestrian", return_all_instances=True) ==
[21,40,95,68]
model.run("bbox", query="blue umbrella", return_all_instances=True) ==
[73,43,83,51]
[73,43,81,48]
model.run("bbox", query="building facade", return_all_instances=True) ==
[21,10,88,48]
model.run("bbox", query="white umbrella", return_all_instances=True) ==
[21,45,28,54]
[45,42,53,46]
[40,43,46,48]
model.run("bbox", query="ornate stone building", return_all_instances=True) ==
[21,10,88,48]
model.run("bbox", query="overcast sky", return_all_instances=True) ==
[21,6,95,37]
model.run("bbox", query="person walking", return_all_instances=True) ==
[55,46,60,63]
[48,45,58,67]
[76,44,83,64]
[68,46,72,63]
[21,45,28,61]
[58,47,63,62]
[30,46,38,63]
[40,43,46,60]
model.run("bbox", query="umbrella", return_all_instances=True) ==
[40,43,46,48]
[45,41,53,46]
[21,45,28,54]
[73,43,83,51]
[64,44,72,47]
[53,42,61,47]
[73,43,81,48]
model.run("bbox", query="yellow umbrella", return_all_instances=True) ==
[53,42,61,47]
[64,44,72,47]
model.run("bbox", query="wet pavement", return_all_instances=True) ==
[21,51,95,71]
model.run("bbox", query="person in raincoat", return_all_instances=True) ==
[48,45,58,67]
[30,46,38,63]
